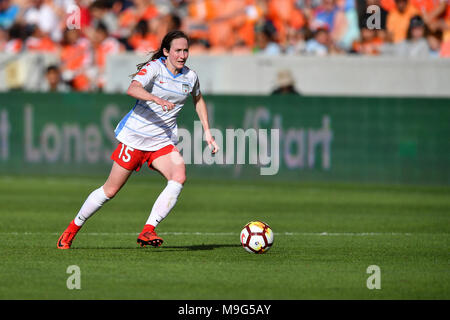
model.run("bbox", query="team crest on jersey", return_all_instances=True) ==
[182,84,189,94]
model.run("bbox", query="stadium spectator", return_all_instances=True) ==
[352,26,384,54]
[405,15,431,54]
[266,0,306,47]
[254,22,282,54]
[309,0,359,51]
[386,0,419,43]
[333,0,360,50]
[0,0,447,92]
[403,14,431,56]
[427,29,443,56]
[296,0,322,24]
[439,37,450,55]
[380,0,397,10]
[206,0,246,53]
[188,37,210,54]
[382,14,430,56]
[441,5,450,56]
[41,64,70,92]
[284,26,307,54]
[24,24,58,52]
[151,9,182,44]
[2,22,24,53]
[0,0,19,29]
[414,0,450,53]
[231,39,253,54]
[236,0,266,49]
[411,0,448,26]
[305,26,331,55]
[118,0,159,39]
[22,0,62,42]
[60,28,92,91]
[184,0,214,44]
[166,12,182,33]
[271,69,300,95]
[127,19,159,54]
[88,0,119,37]
[311,0,339,32]
[0,26,6,50]
[90,21,124,90]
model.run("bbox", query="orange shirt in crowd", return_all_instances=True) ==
[61,38,92,91]
[187,0,216,21]
[60,38,91,72]
[95,37,122,69]
[25,36,58,53]
[186,0,265,51]
[235,0,265,48]
[208,0,245,50]
[267,0,305,44]
[186,0,215,40]
[445,5,450,42]
[440,38,450,56]
[352,37,384,55]
[119,4,159,31]
[386,2,419,42]
[94,37,123,88]
[128,33,159,54]
[381,0,397,11]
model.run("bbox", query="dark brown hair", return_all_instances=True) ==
[131,30,189,77]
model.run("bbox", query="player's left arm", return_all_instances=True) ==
[193,93,219,154]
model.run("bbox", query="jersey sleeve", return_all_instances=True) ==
[132,61,158,87]
[191,74,201,97]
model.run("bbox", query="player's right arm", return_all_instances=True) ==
[126,80,175,111]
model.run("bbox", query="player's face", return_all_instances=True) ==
[165,38,189,72]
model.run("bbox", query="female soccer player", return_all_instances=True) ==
[57,30,219,249]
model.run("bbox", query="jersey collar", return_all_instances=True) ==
[159,57,185,78]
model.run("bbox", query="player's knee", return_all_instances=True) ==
[171,171,186,185]
[102,185,119,199]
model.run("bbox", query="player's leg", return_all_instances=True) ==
[74,161,133,225]
[57,162,133,249]
[147,150,185,226]
[137,149,185,247]
[102,161,134,199]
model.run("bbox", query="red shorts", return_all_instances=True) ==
[111,143,178,172]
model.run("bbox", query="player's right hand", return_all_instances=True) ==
[155,97,175,111]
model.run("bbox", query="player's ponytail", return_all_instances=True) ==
[131,30,190,78]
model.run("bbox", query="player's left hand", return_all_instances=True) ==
[204,130,219,154]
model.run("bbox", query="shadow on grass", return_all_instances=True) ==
[72,244,242,251]
[158,243,242,251]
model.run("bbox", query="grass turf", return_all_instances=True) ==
[0,175,448,299]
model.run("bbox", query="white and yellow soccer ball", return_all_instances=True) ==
[240,221,274,254]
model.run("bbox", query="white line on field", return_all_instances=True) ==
[0,232,412,236]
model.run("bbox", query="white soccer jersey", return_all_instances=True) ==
[114,57,200,151]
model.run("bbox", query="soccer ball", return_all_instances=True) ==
[240,221,274,254]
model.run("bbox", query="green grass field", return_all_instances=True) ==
[0,175,448,300]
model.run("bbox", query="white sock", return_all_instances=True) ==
[74,186,110,227]
[146,180,183,227]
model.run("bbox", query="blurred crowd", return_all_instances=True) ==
[1,0,449,91]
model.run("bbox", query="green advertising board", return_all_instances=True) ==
[0,92,448,184]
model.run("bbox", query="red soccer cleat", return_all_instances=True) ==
[137,225,164,247]
[57,220,81,249]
